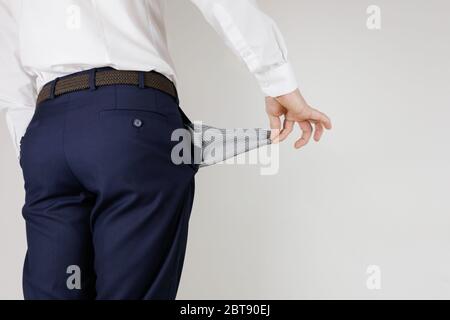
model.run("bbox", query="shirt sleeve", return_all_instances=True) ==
[0,0,37,159]
[189,0,298,97]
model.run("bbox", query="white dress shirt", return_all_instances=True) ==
[0,0,298,156]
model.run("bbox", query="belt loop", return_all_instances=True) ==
[89,68,97,91]
[173,83,180,105]
[138,71,145,89]
[49,77,59,100]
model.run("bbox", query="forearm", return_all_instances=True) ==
[0,0,37,159]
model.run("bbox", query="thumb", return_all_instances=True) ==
[267,114,282,143]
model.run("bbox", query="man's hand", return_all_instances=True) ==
[266,89,332,149]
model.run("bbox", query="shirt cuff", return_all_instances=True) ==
[254,62,298,97]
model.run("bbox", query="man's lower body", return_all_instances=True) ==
[19,68,196,299]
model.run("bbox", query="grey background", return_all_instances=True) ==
[1,0,449,299]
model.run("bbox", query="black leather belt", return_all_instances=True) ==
[36,68,178,105]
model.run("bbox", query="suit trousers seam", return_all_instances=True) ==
[61,95,84,190]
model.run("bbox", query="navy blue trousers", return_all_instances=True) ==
[19,77,196,299]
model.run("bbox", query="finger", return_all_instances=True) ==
[313,121,324,141]
[267,114,282,142]
[278,119,294,142]
[306,108,332,130]
[295,121,313,149]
